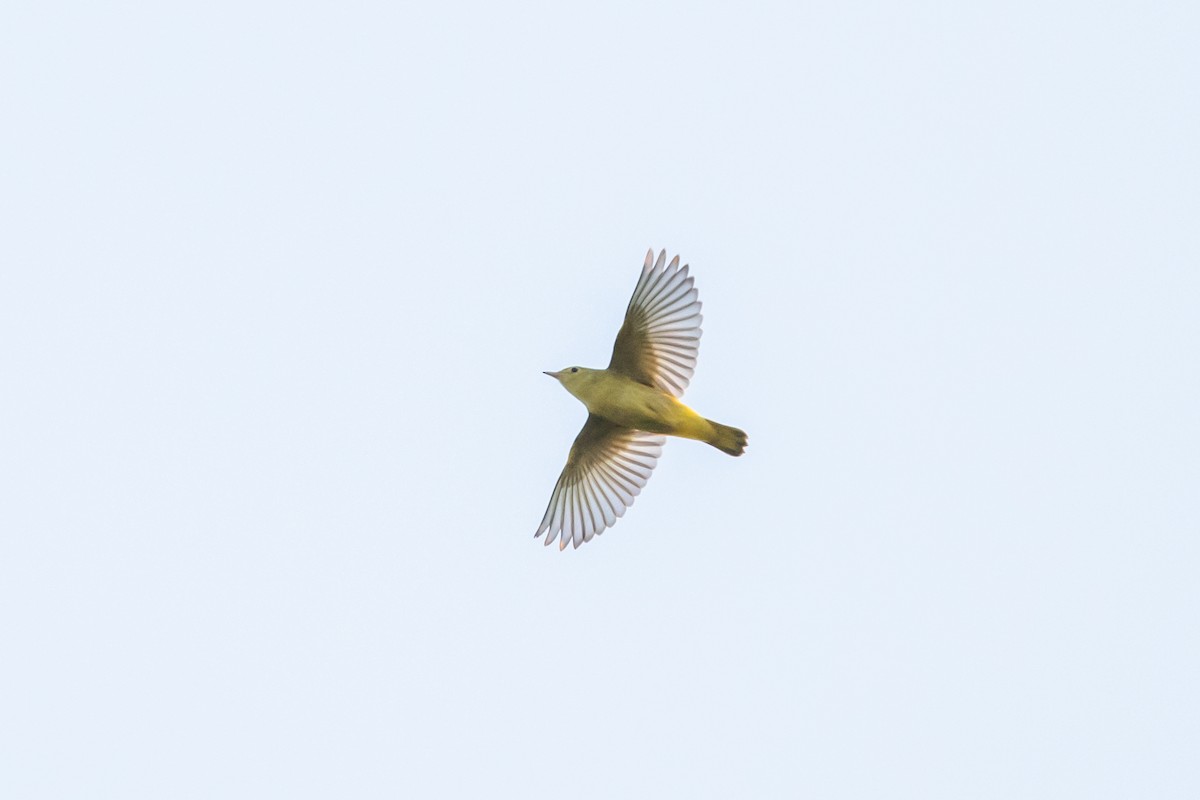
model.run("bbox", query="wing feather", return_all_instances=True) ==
[607,249,703,397]
[535,414,665,550]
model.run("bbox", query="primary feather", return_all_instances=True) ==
[534,415,665,550]
[607,249,703,397]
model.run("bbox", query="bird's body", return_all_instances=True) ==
[551,367,746,456]
[535,248,747,550]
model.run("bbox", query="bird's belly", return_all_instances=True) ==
[586,383,687,434]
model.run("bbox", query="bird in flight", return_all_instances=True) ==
[535,249,748,550]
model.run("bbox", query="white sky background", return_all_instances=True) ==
[2,1,1198,797]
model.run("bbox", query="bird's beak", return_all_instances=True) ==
[543,370,561,379]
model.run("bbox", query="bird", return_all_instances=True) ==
[535,248,747,550]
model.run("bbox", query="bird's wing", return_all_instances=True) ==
[607,249,703,397]
[535,414,666,550]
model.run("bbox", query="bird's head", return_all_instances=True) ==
[543,366,596,395]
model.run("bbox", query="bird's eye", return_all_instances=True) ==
[571,367,579,373]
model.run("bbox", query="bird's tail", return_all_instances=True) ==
[705,420,748,456]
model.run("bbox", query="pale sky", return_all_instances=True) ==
[2,2,1198,797]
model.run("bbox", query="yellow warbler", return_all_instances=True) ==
[535,249,747,550]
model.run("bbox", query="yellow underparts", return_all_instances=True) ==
[567,370,747,456]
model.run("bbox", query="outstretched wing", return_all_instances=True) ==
[535,414,665,550]
[607,249,703,397]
